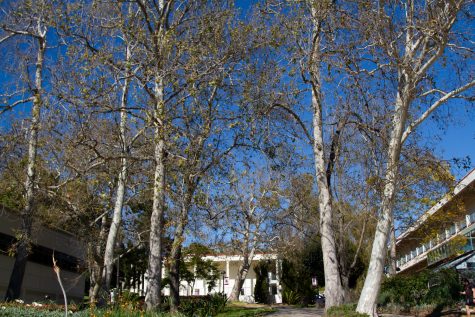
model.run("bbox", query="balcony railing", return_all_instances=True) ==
[397,211,475,270]
[427,236,474,266]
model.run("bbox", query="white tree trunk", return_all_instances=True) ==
[169,187,194,312]
[309,12,345,307]
[102,50,131,291]
[229,247,255,302]
[230,216,257,302]
[145,78,166,310]
[357,91,409,316]
[312,90,345,308]
[5,34,45,301]
[90,215,108,305]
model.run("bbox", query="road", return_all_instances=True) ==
[269,306,324,316]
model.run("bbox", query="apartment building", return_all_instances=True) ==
[396,169,475,274]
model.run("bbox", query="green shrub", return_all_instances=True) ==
[282,289,300,305]
[116,290,143,310]
[254,261,270,304]
[326,304,369,317]
[379,268,461,308]
[179,293,227,317]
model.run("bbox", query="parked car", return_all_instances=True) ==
[315,293,325,307]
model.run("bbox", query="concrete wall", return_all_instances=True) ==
[0,254,85,303]
[0,209,85,303]
[0,209,84,259]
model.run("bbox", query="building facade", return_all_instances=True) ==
[0,207,85,303]
[128,253,283,303]
[396,169,475,274]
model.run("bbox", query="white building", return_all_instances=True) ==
[0,207,86,303]
[129,253,283,303]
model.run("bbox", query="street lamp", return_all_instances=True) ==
[221,270,226,293]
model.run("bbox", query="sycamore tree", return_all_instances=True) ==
[162,4,266,309]
[47,0,149,302]
[216,168,282,302]
[0,0,57,301]
[262,0,371,308]
[262,0,473,312]
[355,1,474,314]
[129,0,258,310]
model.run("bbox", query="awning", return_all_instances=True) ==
[435,250,475,271]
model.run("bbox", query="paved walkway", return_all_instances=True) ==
[269,306,324,316]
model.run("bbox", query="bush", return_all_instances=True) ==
[179,293,227,317]
[326,304,369,317]
[379,268,461,309]
[282,289,300,305]
[116,290,143,310]
[254,261,270,304]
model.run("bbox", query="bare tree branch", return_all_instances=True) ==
[402,79,475,143]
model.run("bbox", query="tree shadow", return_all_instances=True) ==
[426,304,462,317]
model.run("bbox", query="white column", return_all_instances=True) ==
[225,260,230,295]
[276,259,282,304]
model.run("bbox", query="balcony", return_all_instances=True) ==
[427,235,475,266]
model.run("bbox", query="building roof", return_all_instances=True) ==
[396,168,475,245]
[200,253,278,262]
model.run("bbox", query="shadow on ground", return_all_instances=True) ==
[269,305,324,316]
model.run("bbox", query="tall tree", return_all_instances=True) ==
[50,0,147,301]
[264,0,355,308]
[0,0,51,301]
[163,7,256,309]
[218,169,282,301]
[356,1,474,315]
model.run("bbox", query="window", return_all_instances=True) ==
[0,232,80,273]
[194,289,200,295]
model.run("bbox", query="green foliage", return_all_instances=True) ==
[181,243,220,291]
[0,304,185,317]
[179,293,227,317]
[326,304,369,317]
[280,238,323,305]
[379,269,461,308]
[116,290,142,311]
[253,261,270,304]
[281,289,300,305]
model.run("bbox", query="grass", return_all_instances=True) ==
[215,303,276,317]
[0,306,185,317]
[0,301,275,317]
